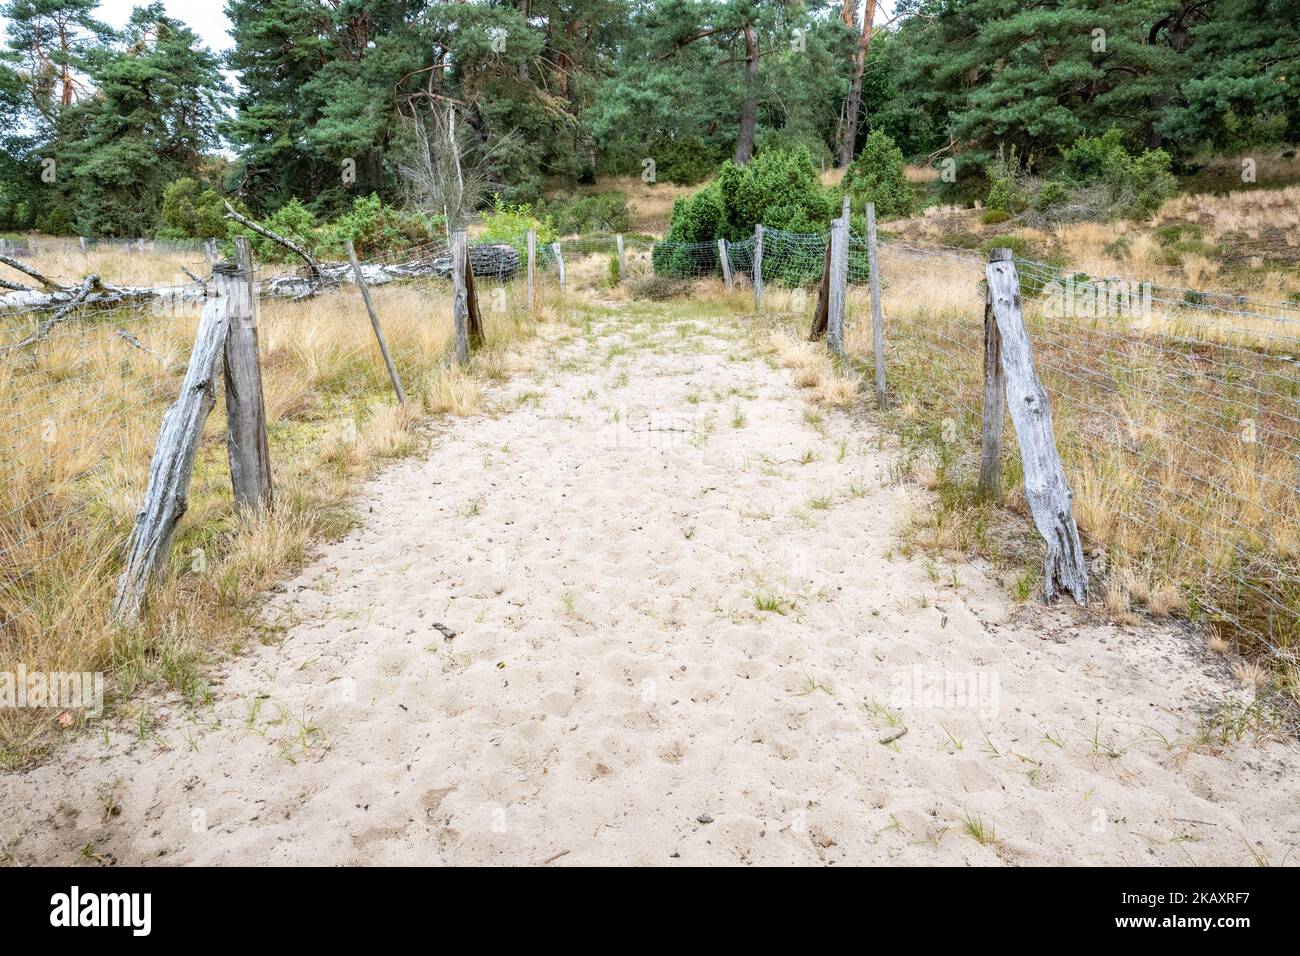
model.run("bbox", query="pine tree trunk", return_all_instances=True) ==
[837,0,876,167]
[733,25,759,165]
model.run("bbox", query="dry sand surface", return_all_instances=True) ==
[3,305,1297,866]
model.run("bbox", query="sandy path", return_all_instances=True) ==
[3,305,1296,866]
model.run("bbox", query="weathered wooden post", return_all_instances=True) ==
[223,238,273,512]
[718,239,733,291]
[452,230,471,366]
[615,233,626,282]
[78,236,87,255]
[808,239,832,340]
[826,196,850,357]
[345,239,407,405]
[552,242,565,290]
[753,225,764,311]
[113,267,235,626]
[986,248,1088,604]
[866,201,886,408]
[526,229,537,311]
[978,280,1005,501]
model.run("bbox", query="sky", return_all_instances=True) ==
[97,0,235,51]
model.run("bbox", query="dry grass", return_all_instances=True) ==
[760,331,861,407]
[834,243,1299,686]
[3,235,210,287]
[579,175,699,236]
[0,258,547,764]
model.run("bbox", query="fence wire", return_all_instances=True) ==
[2,224,1296,683]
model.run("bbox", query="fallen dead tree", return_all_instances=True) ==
[1,234,519,319]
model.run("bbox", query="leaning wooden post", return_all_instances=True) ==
[112,270,235,626]
[986,248,1087,604]
[753,225,764,311]
[552,242,565,290]
[452,230,471,366]
[615,233,626,282]
[718,239,733,290]
[464,244,484,347]
[808,239,832,340]
[826,196,850,357]
[866,201,886,408]
[977,279,1005,502]
[345,239,407,405]
[526,229,537,311]
[223,238,273,512]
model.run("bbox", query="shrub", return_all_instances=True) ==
[654,135,717,186]
[841,130,913,219]
[478,195,557,259]
[655,147,833,283]
[231,198,317,263]
[544,192,631,235]
[317,193,438,258]
[979,209,1011,225]
[158,178,230,240]
[35,205,75,236]
[984,146,1029,214]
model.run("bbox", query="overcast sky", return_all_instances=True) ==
[98,0,235,51]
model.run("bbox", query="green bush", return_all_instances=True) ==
[1055,130,1177,217]
[984,146,1028,214]
[654,135,717,186]
[544,192,631,235]
[229,198,317,263]
[478,195,557,259]
[158,178,230,241]
[979,209,1011,225]
[35,205,76,236]
[655,148,835,284]
[841,130,913,219]
[317,193,438,258]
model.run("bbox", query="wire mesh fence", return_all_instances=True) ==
[0,290,202,650]
[844,238,1298,667]
[2,222,1295,685]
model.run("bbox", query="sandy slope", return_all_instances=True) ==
[3,306,1296,866]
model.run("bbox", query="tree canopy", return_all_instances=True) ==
[0,0,1295,235]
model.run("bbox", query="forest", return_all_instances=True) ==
[1,0,1296,237]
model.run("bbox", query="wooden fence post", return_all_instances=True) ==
[223,238,273,513]
[552,242,565,290]
[464,243,484,347]
[808,239,832,340]
[452,230,471,366]
[616,233,626,282]
[866,201,886,408]
[753,225,764,311]
[826,196,850,357]
[978,279,1005,501]
[986,248,1088,604]
[112,268,235,626]
[526,229,537,310]
[718,239,733,290]
[345,239,407,405]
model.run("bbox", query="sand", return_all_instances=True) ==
[3,305,1296,866]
